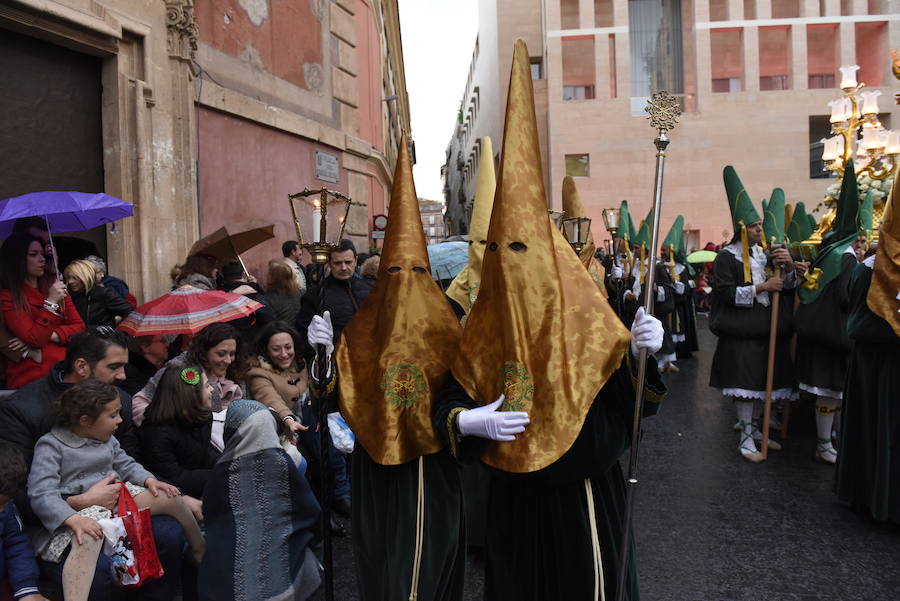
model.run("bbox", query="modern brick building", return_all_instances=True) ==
[443,0,899,251]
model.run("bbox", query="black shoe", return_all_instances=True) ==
[330,515,348,537]
[333,497,351,517]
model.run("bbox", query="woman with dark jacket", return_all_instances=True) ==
[63,259,132,328]
[139,363,222,498]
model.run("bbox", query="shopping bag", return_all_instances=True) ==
[99,516,139,586]
[113,483,164,587]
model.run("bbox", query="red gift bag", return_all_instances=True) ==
[115,484,164,588]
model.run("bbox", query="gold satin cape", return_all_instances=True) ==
[446,136,497,315]
[867,166,900,336]
[336,137,462,465]
[451,39,630,474]
[561,175,608,297]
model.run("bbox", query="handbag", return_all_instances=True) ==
[100,483,164,588]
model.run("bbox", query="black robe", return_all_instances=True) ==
[793,253,856,394]
[708,249,795,396]
[673,267,699,356]
[834,262,900,524]
[352,447,465,601]
[434,356,666,601]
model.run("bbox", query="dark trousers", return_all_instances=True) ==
[40,515,186,601]
[297,401,350,502]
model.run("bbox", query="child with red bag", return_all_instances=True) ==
[27,380,206,601]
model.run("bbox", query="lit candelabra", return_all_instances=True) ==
[810,64,897,245]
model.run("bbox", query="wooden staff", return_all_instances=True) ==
[761,264,782,459]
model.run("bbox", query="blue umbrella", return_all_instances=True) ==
[426,241,469,280]
[0,191,133,238]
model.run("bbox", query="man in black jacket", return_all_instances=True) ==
[295,238,373,358]
[0,327,189,601]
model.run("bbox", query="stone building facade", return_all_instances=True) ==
[444,0,899,251]
[1,0,410,300]
[418,199,446,245]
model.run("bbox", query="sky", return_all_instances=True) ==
[398,0,479,202]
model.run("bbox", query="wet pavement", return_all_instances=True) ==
[313,315,900,600]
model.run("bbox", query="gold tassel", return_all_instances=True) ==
[760,226,768,251]
[739,221,752,284]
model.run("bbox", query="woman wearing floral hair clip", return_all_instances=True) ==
[132,322,247,426]
[139,364,223,500]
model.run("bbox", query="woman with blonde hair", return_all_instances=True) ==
[266,258,304,324]
[63,259,133,329]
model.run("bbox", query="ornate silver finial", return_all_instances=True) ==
[645,91,681,132]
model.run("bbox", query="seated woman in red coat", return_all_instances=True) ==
[0,233,84,388]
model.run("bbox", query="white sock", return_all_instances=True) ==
[815,396,838,452]
[735,400,757,454]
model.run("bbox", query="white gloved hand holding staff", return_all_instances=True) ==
[630,307,663,358]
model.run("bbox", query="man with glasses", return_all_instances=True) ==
[0,327,189,601]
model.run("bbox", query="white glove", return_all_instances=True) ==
[307,310,335,355]
[456,395,530,441]
[611,265,623,280]
[674,281,685,295]
[630,307,663,357]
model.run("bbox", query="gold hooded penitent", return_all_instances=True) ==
[451,39,630,474]
[867,165,900,336]
[447,136,497,316]
[562,175,608,297]
[336,136,462,465]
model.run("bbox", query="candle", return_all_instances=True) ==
[887,131,900,155]
[839,64,860,89]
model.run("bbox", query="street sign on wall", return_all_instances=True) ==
[315,151,339,183]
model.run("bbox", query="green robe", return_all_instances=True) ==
[834,261,900,524]
[434,355,666,601]
[351,445,465,601]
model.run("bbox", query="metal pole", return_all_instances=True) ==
[315,262,334,601]
[615,89,679,601]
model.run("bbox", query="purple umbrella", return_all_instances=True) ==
[0,191,134,238]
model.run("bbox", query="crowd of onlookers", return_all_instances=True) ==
[0,218,378,600]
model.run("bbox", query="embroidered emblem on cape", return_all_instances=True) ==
[803,267,823,292]
[380,364,427,408]
[498,362,534,411]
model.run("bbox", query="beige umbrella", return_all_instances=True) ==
[188,220,275,276]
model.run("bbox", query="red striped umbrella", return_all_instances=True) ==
[117,285,263,336]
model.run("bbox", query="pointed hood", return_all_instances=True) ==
[336,136,462,465]
[446,136,497,315]
[662,215,684,257]
[618,200,637,242]
[723,166,762,283]
[561,176,607,295]
[800,160,862,304]
[859,188,875,238]
[632,208,654,248]
[867,167,900,335]
[762,188,787,245]
[724,166,762,232]
[451,39,630,473]
[788,202,812,242]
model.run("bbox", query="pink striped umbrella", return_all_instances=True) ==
[117,285,263,336]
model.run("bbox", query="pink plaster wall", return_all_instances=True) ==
[197,108,349,280]
[195,0,323,91]
[356,0,384,150]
